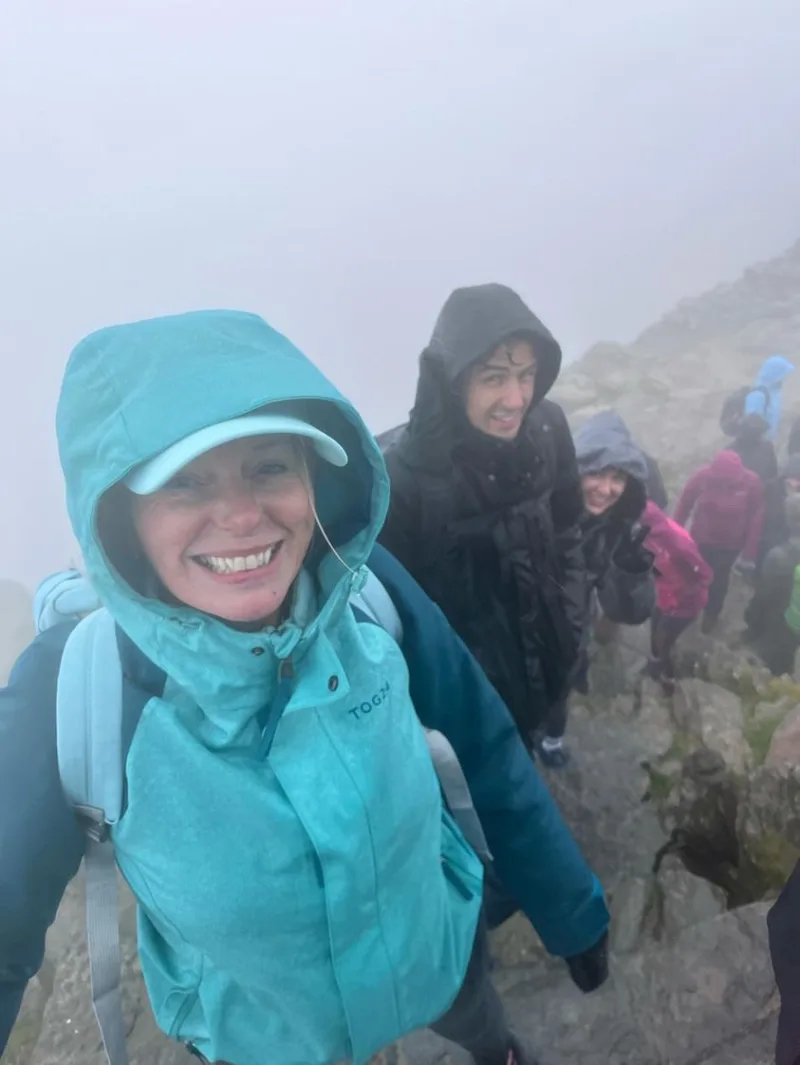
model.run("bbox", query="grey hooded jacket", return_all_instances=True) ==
[572,410,656,625]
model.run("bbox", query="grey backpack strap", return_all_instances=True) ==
[84,838,130,1065]
[351,568,404,643]
[56,609,130,1065]
[425,730,492,864]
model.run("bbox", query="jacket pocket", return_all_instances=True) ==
[440,808,484,902]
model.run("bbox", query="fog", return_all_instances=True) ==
[2,0,799,586]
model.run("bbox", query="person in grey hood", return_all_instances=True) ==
[573,411,656,622]
[379,284,586,762]
[536,411,656,762]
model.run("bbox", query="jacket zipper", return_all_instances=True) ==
[257,657,294,758]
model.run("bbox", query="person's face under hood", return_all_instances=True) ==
[581,468,629,516]
[462,339,537,440]
[131,434,317,627]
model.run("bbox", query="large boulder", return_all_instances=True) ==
[672,679,751,775]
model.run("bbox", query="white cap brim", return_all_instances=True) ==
[125,414,348,495]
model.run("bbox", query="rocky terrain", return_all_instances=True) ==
[6,239,800,1065]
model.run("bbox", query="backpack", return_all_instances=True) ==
[785,564,800,634]
[46,569,489,1065]
[33,568,101,634]
[719,385,769,437]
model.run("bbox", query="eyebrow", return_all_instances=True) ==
[480,360,534,372]
[251,437,293,452]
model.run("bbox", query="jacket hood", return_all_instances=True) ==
[573,410,648,522]
[756,355,795,391]
[56,310,388,725]
[707,449,748,485]
[400,284,562,469]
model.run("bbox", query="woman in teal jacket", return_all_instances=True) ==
[0,310,609,1065]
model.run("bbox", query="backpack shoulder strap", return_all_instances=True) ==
[350,567,404,643]
[56,608,130,1065]
[57,608,125,826]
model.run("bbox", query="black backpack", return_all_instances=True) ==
[720,385,769,437]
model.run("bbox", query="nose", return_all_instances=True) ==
[212,484,264,536]
[502,378,527,411]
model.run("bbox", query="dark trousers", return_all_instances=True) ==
[542,650,589,740]
[649,609,693,681]
[698,544,740,619]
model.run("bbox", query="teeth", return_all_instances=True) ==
[199,546,277,574]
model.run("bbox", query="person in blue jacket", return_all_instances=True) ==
[0,310,609,1065]
[744,355,795,442]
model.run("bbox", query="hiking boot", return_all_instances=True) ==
[537,736,572,769]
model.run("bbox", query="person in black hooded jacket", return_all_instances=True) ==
[378,284,585,759]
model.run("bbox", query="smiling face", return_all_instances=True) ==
[463,339,537,440]
[131,435,316,626]
[582,467,629,516]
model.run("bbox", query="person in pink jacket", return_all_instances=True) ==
[643,501,713,692]
[674,450,765,633]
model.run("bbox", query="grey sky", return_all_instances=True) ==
[2,0,799,586]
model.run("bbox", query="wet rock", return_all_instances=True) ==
[609,876,653,954]
[657,855,727,941]
[636,685,676,761]
[488,912,547,969]
[737,764,800,897]
[662,749,742,901]
[766,704,800,767]
[543,700,668,891]
[673,679,750,774]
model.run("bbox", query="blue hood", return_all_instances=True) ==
[746,354,795,440]
[56,310,390,730]
[572,410,648,521]
[756,354,795,391]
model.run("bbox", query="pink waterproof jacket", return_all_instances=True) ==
[674,450,765,562]
[643,501,713,618]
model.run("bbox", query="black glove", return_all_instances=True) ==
[565,930,609,993]
[612,523,654,575]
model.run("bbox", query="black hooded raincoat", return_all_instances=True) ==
[379,284,585,740]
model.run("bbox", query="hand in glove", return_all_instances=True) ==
[565,930,609,993]
[612,523,654,575]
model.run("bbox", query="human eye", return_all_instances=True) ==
[482,371,505,386]
[253,461,290,477]
[162,472,206,492]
